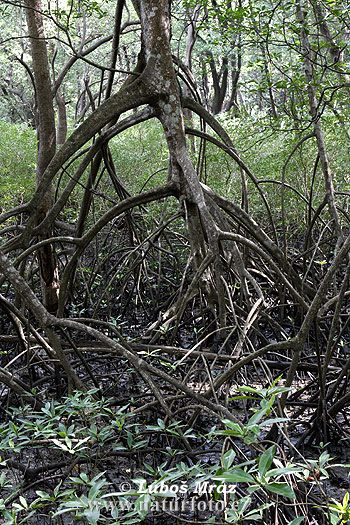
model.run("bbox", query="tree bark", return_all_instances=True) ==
[296,0,342,244]
[209,53,229,115]
[25,0,60,313]
[134,0,227,327]
[183,5,200,126]
[56,90,67,148]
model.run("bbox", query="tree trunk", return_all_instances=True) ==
[25,0,59,313]
[260,44,278,118]
[208,52,229,114]
[183,5,200,148]
[56,91,67,148]
[224,60,241,113]
[311,0,345,65]
[134,0,227,327]
[296,0,342,244]
[183,6,200,105]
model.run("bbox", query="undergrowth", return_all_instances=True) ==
[0,384,348,524]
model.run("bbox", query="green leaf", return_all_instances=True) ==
[261,417,288,426]
[88,479,105,500]
[245,512,264,520]
[214,469,255,483]
[80,472,89,483]
[221,419,242,431]
[52,438,68,451]
[157,418,165,429]
[19,496,27,509]
[248,407,268,426]
[222,449,236,470]
[84,507,100,524]
[266,482,296,499]
[259,446,275,478]
[35,491,50,499]
[228,395,258,401]
[266,466,303,478]
[236,386,260,394]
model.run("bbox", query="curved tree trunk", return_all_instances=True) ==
[25,0,59,313]
[133,0,226,327]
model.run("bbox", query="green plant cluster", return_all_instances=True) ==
[1,109,350,231]
[0,122,36,212]
[0,385,348,524]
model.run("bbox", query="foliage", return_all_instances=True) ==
[0,2,349,525]
[0,386,348,524]
[0,122,36,211]
[2,112,349,228]
[329,492,350,524]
